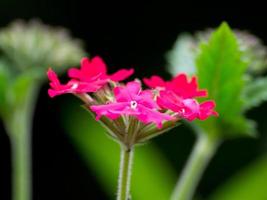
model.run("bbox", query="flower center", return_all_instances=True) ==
[130,100,138,109]
[71,83,79,90]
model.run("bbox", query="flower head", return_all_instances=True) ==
[90,81,173,128]
[47,57,217,147]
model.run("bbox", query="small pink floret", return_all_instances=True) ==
[90,81,173,128]
[68,56,134,82]
[144,73,207,98]
[145,73,218,121]
[157,90,218,121]
[47,68,105,98]
[47,56,133,98]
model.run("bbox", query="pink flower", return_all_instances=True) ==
[47,68,105,98]
[144,73,207,98]
[157,90,218,121]
[144,73,218,121]
[68,56,134,82]
[90,81,173,128]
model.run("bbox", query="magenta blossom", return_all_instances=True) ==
[68,56,134,82]
[144,73,207,98]
[90,81,173,128]
[47,56,134,98]
[144,74,218,121]
[157,90,218,121]
[47,68,106,98]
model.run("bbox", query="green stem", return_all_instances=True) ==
[10,119,31,200]
[171,134,220,200]
[5,84,38,200]
[117,146,134,200]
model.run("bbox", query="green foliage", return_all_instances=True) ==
[61,100,176,200]
[0,63,39,119]
[209,156,267,200]
[0,61,9,117]
[196,22,255,137]
[0,19,86,125]
[242,77,267,110]
[167,28,267,131]
[196,29,267,75]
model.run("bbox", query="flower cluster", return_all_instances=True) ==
[48,56,217,149]
[144,75,218,121]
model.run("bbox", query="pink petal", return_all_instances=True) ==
[198,101,218,120]
[68,68,82,79]
[90,102,131,120]
[48,89,58,98]
[81,56,107,77]
[157,90,183,111]
[137,105,174,128]
[114,81,141,102]
[169,74,207,98]
[90,56,107,74]
[137,90,158,109]
[143,75,166,88]
[181,99,200,121]
[47,68,60,85]
[68,57,108,82]
[190,77,208,97]
[109,68,134,81]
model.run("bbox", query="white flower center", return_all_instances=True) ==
[71,83,78,90]
[130,101,138,109]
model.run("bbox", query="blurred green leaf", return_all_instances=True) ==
[196,22,254,137]
[62,101,176,200]
[0,61,9,116]
[8,69,42,107]
[166,33,196,75]
[209,156,267,200]
[242,77,267,110]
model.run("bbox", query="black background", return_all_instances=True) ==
[0,2,267,200]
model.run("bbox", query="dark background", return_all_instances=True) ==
[0,2,267,200]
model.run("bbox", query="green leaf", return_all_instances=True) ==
[196,22,254,137]
[209,156,267,200]
[167,33,197,76]
[7,71,39,108]
[61,101,176,200]
[242,77,267,110]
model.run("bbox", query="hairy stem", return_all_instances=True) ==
[171,134,220,200]
[117,146,134,200]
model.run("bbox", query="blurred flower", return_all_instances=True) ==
[0,20,87,200]
[0,19,86,75]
